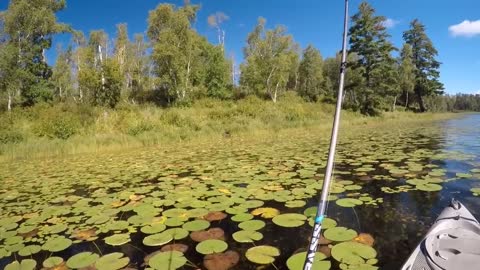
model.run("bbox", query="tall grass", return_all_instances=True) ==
[0,92,457,161]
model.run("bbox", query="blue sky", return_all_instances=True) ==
[1,0,479,94]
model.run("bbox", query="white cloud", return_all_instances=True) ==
[449,20,480,37]
[382,18,399,29]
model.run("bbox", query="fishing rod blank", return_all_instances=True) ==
[302,0,349,269]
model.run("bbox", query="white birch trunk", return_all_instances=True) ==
[8,92,12,112]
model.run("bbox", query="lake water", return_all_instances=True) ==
[0,114,479,270]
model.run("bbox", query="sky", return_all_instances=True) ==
[1,0,479,94]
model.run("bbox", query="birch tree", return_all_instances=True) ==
[240,18,298,102]
[207,12,229,51]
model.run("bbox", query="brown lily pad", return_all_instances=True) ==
[354,233,375,246]
[319,235,332,245]
[160,244,189,253]
[46,262,69,270]
[203,212,227,221]
[191,228,225,242]
[72,229,97,241]
[318,245,331,258]
[19,228,39,238]
[204,251,240,270]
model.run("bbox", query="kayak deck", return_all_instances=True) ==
[402,199,480,270]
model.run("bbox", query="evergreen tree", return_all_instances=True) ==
[298,45,326,102]
[403,19,444,112]
[348,1,396,115]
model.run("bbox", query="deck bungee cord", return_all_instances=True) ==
[302,0,350,269]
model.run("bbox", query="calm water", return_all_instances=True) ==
[1,114,479,270]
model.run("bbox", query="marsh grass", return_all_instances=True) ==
[0,93,457,161]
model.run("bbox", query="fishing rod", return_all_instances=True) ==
[302,0,349,269]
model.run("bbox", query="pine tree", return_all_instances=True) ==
[403,19,444,112]
[298,45,326,102]
[348,1,396,115]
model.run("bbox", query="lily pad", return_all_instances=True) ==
[251,207,280,218]
[149,251,187,270]
[416,183,442,192]
[191,228,225,242]
[143,232,173,246]
[163,228,189,240]
[336,198,363,208]
[238,220,266,231]
[285,200,306,208]
[196,239,228,255]
[183,220,210,231]
[162,208,188,218]
[231,213,254,222]
[42,236,73,252]
[5,259,37,270]
[161,244,189,253]
[204,211,227,221]
[42,257,64,268]
[204,251,240,270]
[287,252,331,270]
[245,245,280,264]
[272,213,307,228]
[324,227,358,242]
[95,252,130,270]
[232,230,263,243]
[66,252,100,269]
[104,233,131,246]
[18,245,41,256]
[331,242,377,265]
[141,224,167,234]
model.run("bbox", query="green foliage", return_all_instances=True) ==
[1,0,69,106]
[240,18,299,102]
[34,114,79,140]
[298,45,326,102]
[0,130,23,145]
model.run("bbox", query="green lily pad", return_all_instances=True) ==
[182,220,210,231]
[287,252,331,270]
[0,248,12,259]
[66,252,100,269]
[141,223,167,234]
[336,198,364,207]
[251,207,280,218]
[238,220,266,231]
[149,251,187,270]
[95,252,130,270]
[17,225,36,234]
[5,259,37,270]
[331,242,377,265]
[272,213,307,228]
[104,233,131,246]
[42,236,73,252]
[163,208,188,218]
[416,183,442,192]
[304,207,318,217]
[143,232,173,246]
[18,245,41,256]
[232,230,263,243]
[44,224,68,234]
[285,200,306,208]
[196,239,228,255]
[324,227,358,242]
[106,220,130,231]
[231,213,254,222]
[163,228,189,240]
[165,217,187,227]
[245,245,280,264]
[42,257,64,268]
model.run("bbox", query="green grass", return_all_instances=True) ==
[0,92,458,161]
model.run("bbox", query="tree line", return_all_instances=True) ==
[0,0,478,115]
